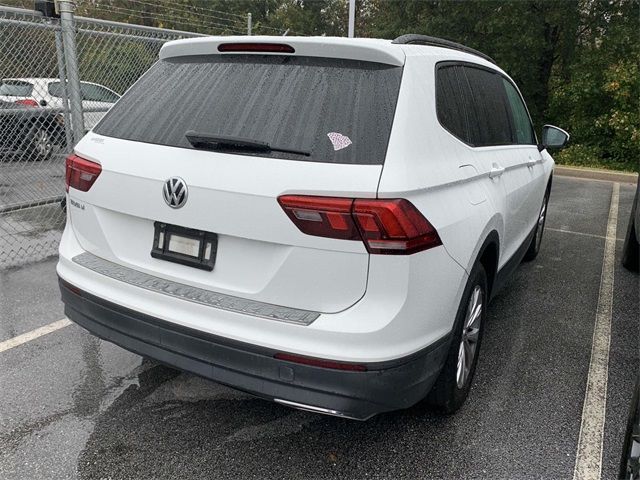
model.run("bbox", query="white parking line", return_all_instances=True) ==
[0,318,72,354]
[546,228,624,242]
[573,182,619,480]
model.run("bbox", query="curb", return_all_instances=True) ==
[555,165,638,184]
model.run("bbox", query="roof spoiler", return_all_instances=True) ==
[160,36,405,67]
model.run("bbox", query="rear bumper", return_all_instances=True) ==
[59,278,450,420]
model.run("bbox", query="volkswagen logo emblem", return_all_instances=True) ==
[162,177,188,209]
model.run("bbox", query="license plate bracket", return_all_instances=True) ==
[151,222,218,271]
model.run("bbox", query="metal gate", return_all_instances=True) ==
[0,4,200,268]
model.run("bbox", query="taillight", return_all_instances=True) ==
[278,195,442,255]
[65,153,101,192]
[14,99,38,107]
[218,42,295,53]
[352,199,442,254]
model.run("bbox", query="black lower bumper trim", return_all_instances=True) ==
[59,277,450,420]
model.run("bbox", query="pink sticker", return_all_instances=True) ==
[327,132,352,151]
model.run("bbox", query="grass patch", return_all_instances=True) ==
[554,144,638,173]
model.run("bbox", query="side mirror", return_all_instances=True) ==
[539,125,570,151]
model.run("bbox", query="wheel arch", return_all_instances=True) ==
[475,231,500,300]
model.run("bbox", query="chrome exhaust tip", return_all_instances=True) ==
[274,399,362,420]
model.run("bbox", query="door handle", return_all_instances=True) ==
[489,164,505,179]
[527,158,537,168]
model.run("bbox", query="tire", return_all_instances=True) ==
[618,380,639,480]
[427,262,488,413]
[523,187,550,262]
[622,220,640,272]
[622,185,639,272]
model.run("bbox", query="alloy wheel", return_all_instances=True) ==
[535,196,548,250]
[33,128,53,159]
[456,284,483,389]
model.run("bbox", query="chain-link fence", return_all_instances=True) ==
[0,4,201,268]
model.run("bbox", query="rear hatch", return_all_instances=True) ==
[69,40,403,313]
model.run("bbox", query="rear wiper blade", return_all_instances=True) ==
[185,131,310,157]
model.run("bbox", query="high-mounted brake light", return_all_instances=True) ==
[14,98,38,107]
[278,195,442,255]
[65,153,102,192]
[217,42,295,53]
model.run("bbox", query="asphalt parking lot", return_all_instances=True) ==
[0,175,638,479]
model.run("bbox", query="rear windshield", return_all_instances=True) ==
[0,80,33,97]
[94,55,403,165]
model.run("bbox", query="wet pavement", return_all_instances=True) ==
[0,156,66,268]
[0,153,65,209]
[0,175,638,479]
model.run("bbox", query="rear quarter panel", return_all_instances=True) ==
[378,49,503,277]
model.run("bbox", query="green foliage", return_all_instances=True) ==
[546,0,639,171]
[77,40,160,94]
[599,59,640,166]
[555,145,637,172]
[266,0,348,36]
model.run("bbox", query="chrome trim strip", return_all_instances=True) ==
[274,399,356,419]
[72,252,320,325]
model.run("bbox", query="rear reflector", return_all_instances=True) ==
[60,278,83,296]
[14,98,38,107]
[218,43,295,53]
[278,195,442,255]
[275,352,367,372]
[65,153,102,192]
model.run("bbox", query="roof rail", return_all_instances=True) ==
[391,34,496,65]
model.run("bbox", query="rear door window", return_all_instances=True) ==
[0,80,33,97]
[94,55,403,165]
[462,66,513,146]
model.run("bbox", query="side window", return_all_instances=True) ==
[47,81,63,98]
[80,83,120,103]
[462,66,512,147]
[49,82,120,103]
[436,63,514,147]
[435,65,475,144]
[502,78,535,145]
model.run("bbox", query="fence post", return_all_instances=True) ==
[53,29,73,150]
[247,13,252,36]
[348,0,355,37]
[56,0,85,144]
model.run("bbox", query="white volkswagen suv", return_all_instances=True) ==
[57,35,569,420]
